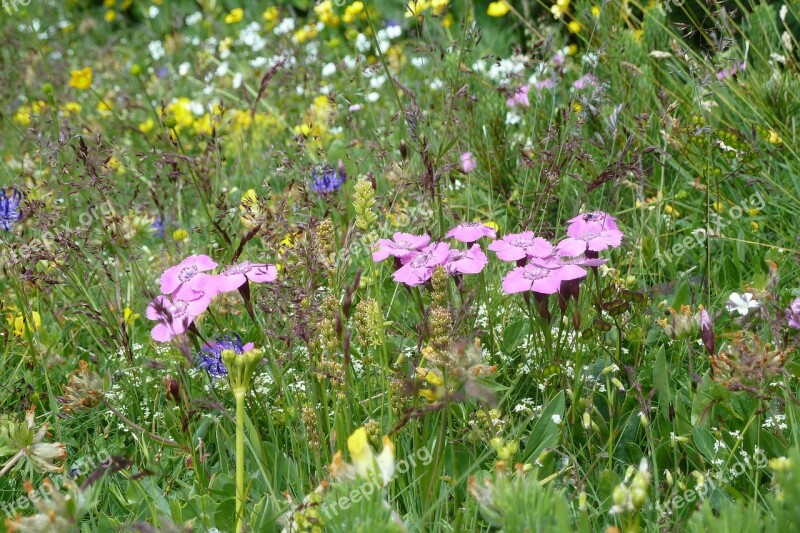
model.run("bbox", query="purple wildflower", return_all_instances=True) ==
[310,161,347,194]
[196,333,255,379]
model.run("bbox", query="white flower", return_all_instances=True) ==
[551,414,562,425]
[178,62,191,76]
[148,40,165,61]
[321,62,337,77]
[274,18,295,36]
[232,72,243,89]
[186,12,203,25]
[726,292,759,316]
[505,111,521,125]
[366,92,380,102]
[148,6,159,18]
[355,33,371,53]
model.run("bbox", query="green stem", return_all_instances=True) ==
[235,390,246,533]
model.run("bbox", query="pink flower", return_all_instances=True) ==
[506,85,530,108]
[160,254,218,300]
[205,261,278,294]
[446,222,496,243]
[146,295,212,342]
[444,244,488,275]
[372,233,431,262]
[460,152,477,173]
[534,79,556,91]
[555,229,624,257]
[392,242,450,286]
[501,265,563,295]
[488,231,553,261]
[786,298,800,330]
[566,211,619,237]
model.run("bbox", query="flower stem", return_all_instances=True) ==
[234,390,246,533]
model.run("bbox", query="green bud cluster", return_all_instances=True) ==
[222,347,263,395]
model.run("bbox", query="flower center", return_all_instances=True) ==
[512,238,534,248]
[178,265,198,282]
[522,267,549,281]
[167,300,188,317]
[410,252,432,268]
[579,232,601,241]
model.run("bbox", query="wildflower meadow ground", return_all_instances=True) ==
[2,1,800,532]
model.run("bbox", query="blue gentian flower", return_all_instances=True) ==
[309,161,346,195]
[0,188,22,231]
[195,333,254,379]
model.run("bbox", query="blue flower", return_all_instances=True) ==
[0,188,22,231]
[309,161,346,195]
[151,216,165,238]
[195,333,253,379]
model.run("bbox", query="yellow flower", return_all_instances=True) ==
[442,13,453,27]
[172,228,188,241]
[97,100,113,116]
[751,221,759,231]
[567,43,578,55]
[343,1,365,23]
[568,20,581,33]
[432,0,449,16]
[768,130,782,144]
[315,0,340,26]
[138,118,155,133]
[224,8,244,24]
[105,157,125,174]
[69,67,92,90]
[9,311,41,337]
[345,427,395,484]
[104,0,115,6]
[262,7,278,23]
[487,1,510,17]
[104,10,117,22]
[62,102,82,116]
[592,5,600,17]
[405,0,430,18]
[293,24,318,44]
[13,108,31,126]
[123,307,139,324]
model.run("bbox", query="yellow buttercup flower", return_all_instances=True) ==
[69,67,92,90]
[172,228,188,241]
[432,0,450,16]
[487,1,510,17]
[568,20,581,33]
[592,5,601,17]
[768,130,782,144]
[105,10,117,22]
[224,8,244,24]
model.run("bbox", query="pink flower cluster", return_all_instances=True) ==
[372,222,495,286]
[146,255,277,342]
[373,211,623,301]
[500,211,622,296]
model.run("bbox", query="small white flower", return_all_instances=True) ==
[429,78,443,90]
[148,6,160,19]
[232,72,244,89]
[321,62,337,77]
[366,92,380,102]
[551,414,562,425]
[505,111,521,125]
[186,12,203,25]
[178,62,191,76]
[726,292,759,316]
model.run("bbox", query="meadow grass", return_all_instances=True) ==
[1,1,800,531]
